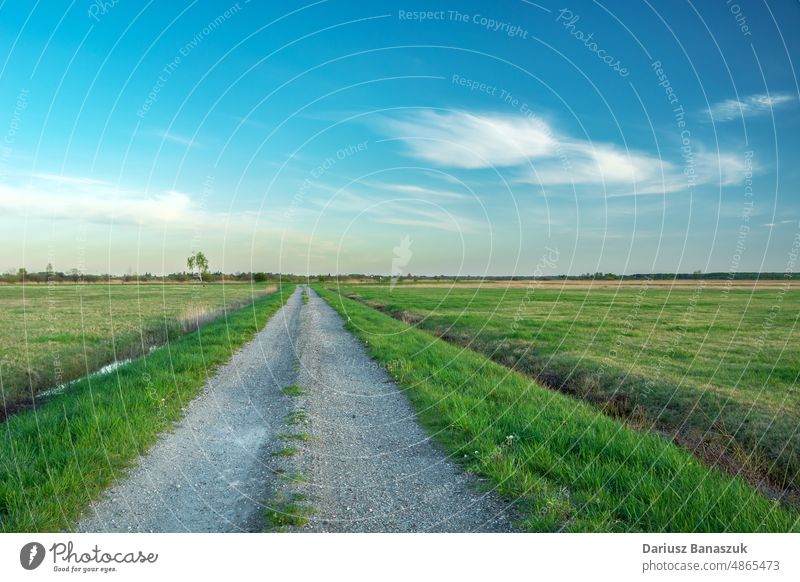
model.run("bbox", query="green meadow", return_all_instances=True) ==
[0,282,273,411]
[316,287,799,532]
[330,282,800,499]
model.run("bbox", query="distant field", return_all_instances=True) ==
[332,283,800,497]
[0,282,274,412]
[388,279,800,289]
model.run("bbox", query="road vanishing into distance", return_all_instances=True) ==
[77,287,512,532]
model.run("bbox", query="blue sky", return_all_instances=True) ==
[0,0,798,276]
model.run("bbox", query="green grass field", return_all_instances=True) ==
[316,287,799,532]
[0,284,294,532]
[0,282,273,412]
[330,282,800,498]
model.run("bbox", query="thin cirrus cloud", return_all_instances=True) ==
[366,182,471,200]
[704,93,794,122]
[0,174,226,229]
[379,109,747,195]
[0,180,196,227]
[0,173,349,272]
[380,110,557,169]
[307,189,482,233]
[0,174,343,254]
[157,129,199,147]
[763,219,798,228]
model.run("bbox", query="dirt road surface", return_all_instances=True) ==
[77,287,511,532]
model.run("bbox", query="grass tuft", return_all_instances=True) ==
[287,409,308,426]
[282,385,304,397]
[280,471,309,484]
[263,493,314,529]
[279,432,311,442]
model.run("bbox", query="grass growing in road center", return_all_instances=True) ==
[263,492,314,529]
[0,285,295,532]
[282,385,305,397]
[316,287,799,532]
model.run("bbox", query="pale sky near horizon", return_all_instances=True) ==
[0,1,798,276]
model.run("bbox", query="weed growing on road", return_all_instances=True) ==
[263,493,314,529]
[279,432,310,442]
[282,385,305,397]
[287,409,308,426]
[280,472,309,484]
[273,446,300,458]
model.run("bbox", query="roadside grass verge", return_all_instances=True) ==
[0,284,295,532]
[316,287,799,532]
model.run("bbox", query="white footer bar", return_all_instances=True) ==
[1,533,797,581]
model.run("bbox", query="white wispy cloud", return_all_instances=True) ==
[372,203,480,233]
[0,173,353,273]
[3,170,480,240]
[157,130,199,147]
[0,174,273,232]
[763,219,797,228]
[33,173,107,186]
[380,110,556,169]
[232,116,271,130]
[379,109,749,196]
[526,144,670,188]
[705,93,794,122]
[307,189,482,233]
[601,150,746,197]
[0,179,197,227]
[367,182,471,200]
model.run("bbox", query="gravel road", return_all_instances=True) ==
[76,286,512,532]
[286,288,513,532]
[77,288,304,532]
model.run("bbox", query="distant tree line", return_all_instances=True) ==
[553,272,800,281]
[1,268,797,284]
[0,266,311,284]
